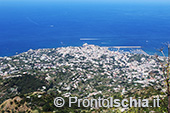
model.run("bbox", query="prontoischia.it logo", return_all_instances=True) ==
[54,97,160,108]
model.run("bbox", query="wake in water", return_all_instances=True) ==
[26,17,39,26]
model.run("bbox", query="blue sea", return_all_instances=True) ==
[0,1,170,56]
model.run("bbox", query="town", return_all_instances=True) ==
[0,44,166,112]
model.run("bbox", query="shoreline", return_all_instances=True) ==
[0,46,164,58]
[0,44,163,58]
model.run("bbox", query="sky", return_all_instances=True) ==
[1,0,170,3]
[0,0,170,8]
[0,0,170,7]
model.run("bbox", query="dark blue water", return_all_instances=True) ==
[0,1,170,56]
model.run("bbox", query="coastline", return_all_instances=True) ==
[0,44,165,58]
